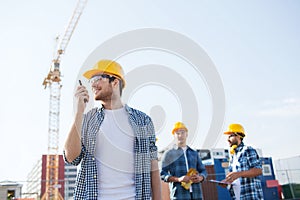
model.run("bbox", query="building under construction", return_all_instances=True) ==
[25,155,77,200]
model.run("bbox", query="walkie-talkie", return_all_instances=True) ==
[78,80,88,103]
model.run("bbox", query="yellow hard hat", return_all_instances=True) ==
[83,59,125,88]
[172,122,188,135]
[224,123,245,138]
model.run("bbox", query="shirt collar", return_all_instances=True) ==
[97,105,104,113]
[235,142,245,152]
[124,104,133,114]
[174,144,190,150]
[97,104,132,114]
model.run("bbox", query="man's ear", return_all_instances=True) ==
[112,78,119,88]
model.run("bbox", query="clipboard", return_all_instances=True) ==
[208,179,235,185]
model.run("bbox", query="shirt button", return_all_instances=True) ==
[94,175,96,178]
[92,157,95,160]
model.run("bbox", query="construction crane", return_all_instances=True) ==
[42,0,88,199]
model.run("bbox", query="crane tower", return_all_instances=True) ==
[42,0,87,199]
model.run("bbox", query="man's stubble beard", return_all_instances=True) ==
[94,86,114,102]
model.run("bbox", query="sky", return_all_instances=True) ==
[0,0,299,185]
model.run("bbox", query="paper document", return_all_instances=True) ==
[209,179,235,185]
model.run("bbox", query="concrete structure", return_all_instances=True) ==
[25,158,42,199]
[64,163,77,200]
[274,156,300,199]
[0,180,23,199]
[275,156,300,184]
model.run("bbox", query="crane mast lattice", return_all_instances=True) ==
[42,0,87,199]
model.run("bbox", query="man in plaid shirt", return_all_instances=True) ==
[63,59,161,200]
[160,122,207,200]
[222,123,264,200]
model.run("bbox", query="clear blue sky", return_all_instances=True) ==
[0,0,299,184]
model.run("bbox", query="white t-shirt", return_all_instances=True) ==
[231,148,245,200]
[232,154,241,199]
[95,107,135,200]
[182,146,193,192]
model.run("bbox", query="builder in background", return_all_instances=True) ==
[223,123,264,200]
[160,122,207,200]
[63,59,161,200]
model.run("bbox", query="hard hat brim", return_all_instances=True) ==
[172,127,188,135]
[83,69,126,87]
[224,131,233,135]
[224,131,245,138]
[83,69,106,79]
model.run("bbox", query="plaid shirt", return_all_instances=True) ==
[63,104,158,200]
[228,142,264,200]
[160,145,207,200]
